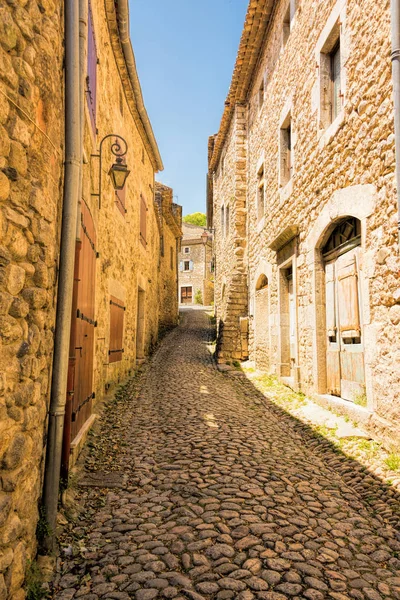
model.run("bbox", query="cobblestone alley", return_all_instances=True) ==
[53,309,400,600]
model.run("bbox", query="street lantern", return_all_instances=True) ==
[92,134,130,208]
[109,157,130,190]
[201,230,209,246]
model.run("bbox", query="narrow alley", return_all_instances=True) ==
[52,310,400,600]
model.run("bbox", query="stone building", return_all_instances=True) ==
[155,182,182,329]
[178,223,213,306]
[0,0,180,596]
[208,0,400,438]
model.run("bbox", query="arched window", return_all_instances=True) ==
[255,274,268,291]
[322,217,361,259]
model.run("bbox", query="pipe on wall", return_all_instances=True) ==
[391,0,400,246]
[42,0,82,550]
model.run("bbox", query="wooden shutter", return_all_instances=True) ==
[325,262,336,338]
[337,257,360,337]
[115,187,126,216]
[140,195,147,246]
[179,261,183,272]
[109,296,125,363]
[87,3,97,133]
[332,42,341,120]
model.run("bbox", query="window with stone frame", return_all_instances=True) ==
[319,21,342,129]
[282,3,290,48]
[280,114,292,187]
[258,78,265,111]
[184,260,190,271]
[257,164,265,221]
[170,247,174,270]
[184,246,190,254]
[140,194,147,247]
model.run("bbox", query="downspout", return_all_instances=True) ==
[391,0,400,246]
[60,0,88,482]
[42,0,81,550]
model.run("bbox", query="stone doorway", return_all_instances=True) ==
[322,217,365,402]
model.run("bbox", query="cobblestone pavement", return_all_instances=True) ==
[53,309,400,600]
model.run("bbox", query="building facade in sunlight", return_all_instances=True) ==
[208,0,400,439]
[178,223,214,306]
[0,0,181,595]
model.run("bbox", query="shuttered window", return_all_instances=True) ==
[115,187,126,216]
[170,246,173,269]
[140,195,147,247]
[109,296,125,363]
[331,41,341,121]
[87,3,97,134]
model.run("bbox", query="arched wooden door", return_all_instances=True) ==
[323,218,365,401]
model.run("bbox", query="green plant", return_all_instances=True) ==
[25,561,48,600]
[353,388,367,407]
[36,506,52,547]
[194,289,203,304]
[384,453,400,472]
[232,360,240,368]
[182,212,206,226]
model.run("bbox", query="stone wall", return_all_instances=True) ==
[211,106,248,361]
[0,0,64,597]
[155,182,182,330]
[210,0,400,433]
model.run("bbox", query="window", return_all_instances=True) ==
[257,164,265,220]
[226,205,230,237]
[119,89,123,116]
[280,115,292,186]
[170,247,174,270]
[221,205,225,238]
[331,41,341,122]
[160,235,164,257]
[258,78,264,110]
[282,3,290,48]
[86,2,97,134]
[318,19,342,130]
[184,247,190,254]
[140,195,147,247]
[109,296,125,363]
[184,260,190,271]
[221,155,225,176]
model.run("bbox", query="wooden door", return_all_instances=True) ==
[181,286,192,304]
[325,247,365,400]
[71,203,97,440]
[288,278,296,379]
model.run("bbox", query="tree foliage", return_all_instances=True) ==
[182,212,206,227]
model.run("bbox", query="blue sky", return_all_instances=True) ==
[130,0,248,217]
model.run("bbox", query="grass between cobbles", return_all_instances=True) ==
[241,368,400,486]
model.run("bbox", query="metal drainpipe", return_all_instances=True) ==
[391,0,400,246]
[42,0,81,551]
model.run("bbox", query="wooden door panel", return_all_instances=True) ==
[71,203,97,440]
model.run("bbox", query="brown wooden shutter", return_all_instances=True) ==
[109,296,125,363]
[140,195,147,246]
[115,188,126,216]
[325,262,336,338]
[337,257,360,337]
